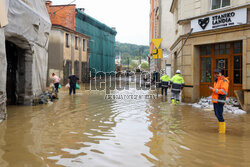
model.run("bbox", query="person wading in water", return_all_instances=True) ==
[209,69,229,134]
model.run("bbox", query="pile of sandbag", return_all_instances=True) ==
[192,96,246,114]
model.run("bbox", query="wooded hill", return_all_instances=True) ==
[115,42,149,65]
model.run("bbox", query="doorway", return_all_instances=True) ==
[200,41,242,97]
[6,41,26,105]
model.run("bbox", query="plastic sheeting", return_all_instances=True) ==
[4,0,51,98]
[0,29,7,92]
[76,9,117,76]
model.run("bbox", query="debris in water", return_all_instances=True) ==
[192,96,246,115]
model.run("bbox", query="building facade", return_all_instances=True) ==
[149,0,160,73]
[149,0,173,76]
[160,0,250,110]
[75,9,117,77]
[46,1,117,78]
[0,0,51,120]
[46,1,90,84]
[47,25,89,84]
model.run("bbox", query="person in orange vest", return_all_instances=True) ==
[209,69,229,134]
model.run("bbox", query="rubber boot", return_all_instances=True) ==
[171,99,175,105]
[176,100,179,105]
[219,122,226,134]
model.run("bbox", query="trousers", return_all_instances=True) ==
[213,103,225,122]
[171,91,180,101]
[161,87,168,96]
[69,84,76,95]
[54,83,59,93]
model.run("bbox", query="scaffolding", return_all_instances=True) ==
[75,9,117,77]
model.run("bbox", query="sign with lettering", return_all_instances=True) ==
[191,8,247,33]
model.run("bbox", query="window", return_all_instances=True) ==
[234,56,242,84]
[233,41,242,84]
[75,36,78,50]
[201,57,212,83]
[215,43,230,55]
[211,0,230,10]
[200,45,212,83]
[83,39,85,51]
[201,45,212,56]
[234,41,242,54]
[65,33,69,47]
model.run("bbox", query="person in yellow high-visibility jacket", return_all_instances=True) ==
[170,70,185,105]
[160,73,171,96]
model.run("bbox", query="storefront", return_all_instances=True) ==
[171,6,250,110]
[200,41,242,97]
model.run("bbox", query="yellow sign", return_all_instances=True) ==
[152,49,158,55]
[153,49,162,59]
[152,38,163,49]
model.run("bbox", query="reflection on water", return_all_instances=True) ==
[0,85,250,167]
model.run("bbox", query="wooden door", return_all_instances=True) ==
[200,41,242,97]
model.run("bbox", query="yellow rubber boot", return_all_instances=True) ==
[219,122,226,134]
[171,99,175,105]
[176,101,179,105]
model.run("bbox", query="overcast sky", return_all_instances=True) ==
[51,0,149,46]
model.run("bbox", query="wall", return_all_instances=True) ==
[170,0,250,45]
[47,28,64,82]
[159,0,175,74]
[177,0,250,21]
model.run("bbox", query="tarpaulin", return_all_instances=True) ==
[4,0,51,98]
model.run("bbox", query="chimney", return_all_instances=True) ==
[79,8,85,12]
[46,1,52,6]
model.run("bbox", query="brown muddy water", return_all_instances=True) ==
[0,85,250,167]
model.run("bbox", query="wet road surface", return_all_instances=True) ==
[0,85,250,167]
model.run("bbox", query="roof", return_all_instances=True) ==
[52,24,90,39]
[76,9,117,35]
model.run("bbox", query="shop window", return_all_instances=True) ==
[234,56,242,84]
[65,33,69,48]
[211,0,230,10]
[201,57,212,83]
[75,37,78,50]
[234,41,242,54]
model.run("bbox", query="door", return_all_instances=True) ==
[200,41,242,97]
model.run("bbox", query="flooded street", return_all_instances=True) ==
[1,85,250,167]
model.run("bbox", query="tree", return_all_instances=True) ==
[130,61,139,69]
[141,62,149,70]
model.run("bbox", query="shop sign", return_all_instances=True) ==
[191,8,247,33]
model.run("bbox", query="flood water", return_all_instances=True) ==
[0,84,250,167]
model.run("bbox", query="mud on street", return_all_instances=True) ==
[0,83,250,167]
